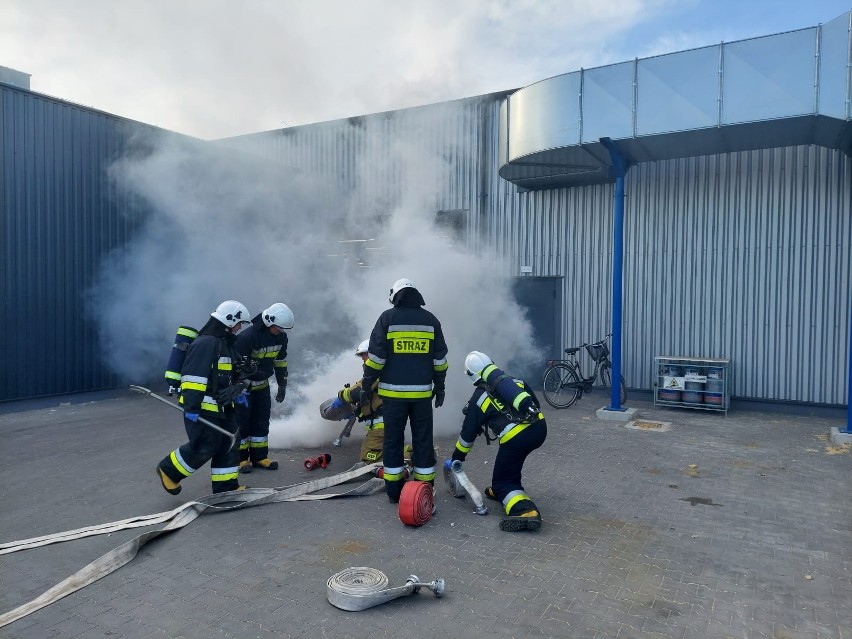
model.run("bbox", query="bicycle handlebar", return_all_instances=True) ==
[571,333,613,351]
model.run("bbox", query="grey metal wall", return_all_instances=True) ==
[227,97,851,407]
[0,84,160,401]
[4,79,848,407]
[508,146,852,405]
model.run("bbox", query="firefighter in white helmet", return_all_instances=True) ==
[361,278,448,504]
[157,300,252,495]
[448,350,547,532]
[320,339,385,463]
[233,302,293,473]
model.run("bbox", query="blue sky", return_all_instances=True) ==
[1,0,849,139]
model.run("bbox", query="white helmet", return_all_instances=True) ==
[211,300,250,328]
[262,303,294,330]
[388,278,416,304]
[465,351,493,383]
[355,339,370,356]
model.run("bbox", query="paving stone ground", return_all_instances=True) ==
[1,391,851,639]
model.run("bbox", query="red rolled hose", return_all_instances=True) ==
[398,481,434,527]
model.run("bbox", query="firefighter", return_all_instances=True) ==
[156,300,252,495]
[361,278,448,503]
[234,302,293,473]
[327,339,384,463]
[449,351,547,532]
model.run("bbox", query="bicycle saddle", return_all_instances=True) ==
[564,347,582,354]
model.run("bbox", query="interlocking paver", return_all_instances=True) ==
[1,393,851,639]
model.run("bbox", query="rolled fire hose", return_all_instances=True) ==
[0,463,383,628]
[129,385,237,450]
[397,481,434,527]
[327,567,444,611]
[443,460,487,515]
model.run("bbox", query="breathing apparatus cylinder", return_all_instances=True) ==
[164,326,199,395]
[480,365,534,419]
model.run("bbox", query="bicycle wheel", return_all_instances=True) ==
[542,364,581,408]
[599,363,628,404]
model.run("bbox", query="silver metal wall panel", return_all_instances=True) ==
[219,96,502,252]
[498,145,850,405]
[1,85,158,401]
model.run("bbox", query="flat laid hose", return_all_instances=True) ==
[0,463,383,628]
[327,567,444,611]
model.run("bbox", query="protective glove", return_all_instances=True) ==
[275,383,287,403]
[330,397,345,410]
[433,387,445,408]
[451,448,466,463]
[184,411,199,423]
[235,391,250,408]
[443,459,454,471]
[217,383,245,405]
[359,379,376,410]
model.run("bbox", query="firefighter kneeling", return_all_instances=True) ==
[450,351,547,532]
[319,340,384,463]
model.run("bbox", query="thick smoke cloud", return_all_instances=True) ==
[92,104,540,450]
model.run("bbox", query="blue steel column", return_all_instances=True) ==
[600,137,628,411]
[846,305,852,432]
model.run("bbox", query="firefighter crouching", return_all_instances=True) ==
[156,300,252,495]
[450,351,547,532]
[326,339,385,463]
[234,302,293,473]
[361,278,448,504]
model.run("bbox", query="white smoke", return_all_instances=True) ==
[92,104,540,450]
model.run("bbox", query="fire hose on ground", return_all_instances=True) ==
[0,462,384,628]
[443,460,487,515]
[327,567,444,611]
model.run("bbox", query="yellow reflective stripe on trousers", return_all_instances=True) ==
[170,450,194,477]
[504,490,530,514]
[211,466,239,482]
[382,465,406,481]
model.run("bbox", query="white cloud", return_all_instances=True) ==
[1,0,676,138]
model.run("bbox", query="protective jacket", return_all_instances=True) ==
[178,318,241,418]
[339,379,383,426]
[452,379,544,459]
[362,304,448,400]
[235,314,288,393]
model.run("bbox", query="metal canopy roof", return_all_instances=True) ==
[499,11,852,190]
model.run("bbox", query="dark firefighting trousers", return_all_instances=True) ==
[235,386,272,463]
[157,408,240,493]
[492,419,547,515]
[381,398,435,500]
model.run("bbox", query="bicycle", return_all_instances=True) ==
[542,333,627,408]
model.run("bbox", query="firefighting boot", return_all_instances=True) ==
[239,460,252,474]
[156,467,181,495]
[252,458,279,470]
[499,500,542,532]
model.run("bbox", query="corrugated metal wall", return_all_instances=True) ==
[500,146,851,405]
[0,84,159,401]
[4,83,849,407]
[228,97,851,407]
